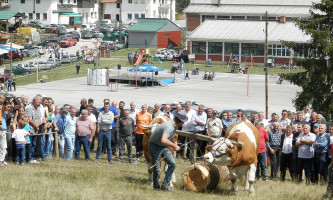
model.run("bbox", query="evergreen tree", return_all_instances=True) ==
[176,0,190,14]
[283,0,333,120]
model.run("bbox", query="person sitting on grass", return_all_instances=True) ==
[11,119,30,166]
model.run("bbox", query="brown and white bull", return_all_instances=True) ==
[203,121,260,195]
[141,115,178,188]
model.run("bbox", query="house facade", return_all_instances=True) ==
[100,0,175,24]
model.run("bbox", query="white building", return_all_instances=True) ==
[100,0,175,24]
[2,0,99,25]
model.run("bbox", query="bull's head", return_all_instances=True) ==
[203,137,243,165]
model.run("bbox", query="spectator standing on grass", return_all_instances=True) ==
[222,111,236,136]
[7,78,12,91]
[323,126,333,199]
[75,109,94,161]
[180,101,196,159]
[293,111,307,126]
[25,96,42,164]
[54,107,67,159]
[12,79,16,91]
[163,104,174,120]
[296,124,316,184]
[135,104,152,163]
[279,109,291,132]
[192,104,207,157]
[87,105,97,150]
[267,122,283,180]
[255,120,268,181]
[280,125,294,181]
[0,100,10,166]
[96,102,114,164]
[11,119,30,165]
[314,124,329,184]
[88,98,98,150]
[111,101,120,156]
[76,64,80,74]
[292,123,303,180]
[152,103,162,119]
[64,107,77,160]
[118,109,134,163]
[206,110,223,139]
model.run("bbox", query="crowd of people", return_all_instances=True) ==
[0,94,332,192]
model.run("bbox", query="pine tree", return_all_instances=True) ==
[283,0,333,120]
[176,0,190,14]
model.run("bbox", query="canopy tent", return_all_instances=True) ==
[129,64,164,86]
[4,43,24,50]
[0,48,8,55]
[0,45,18,52]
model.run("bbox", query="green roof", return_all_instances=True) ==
[126,22,167,32]
[60,13,82,16]
[0,12,26,20]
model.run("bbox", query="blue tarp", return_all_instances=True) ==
[160,78,174,85]
[129,63,164,72]
[0,45,18,52]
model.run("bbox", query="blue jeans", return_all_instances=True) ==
[75,135,90,160]
[316,152,327,177]
[148,142,176,188]
[44,134,53,157]
[16,143,25,162]
[96,131,112,161]
[256,152,266,179]
[30,136,37,160]
[58,134,65,159]
[65,137,75,160]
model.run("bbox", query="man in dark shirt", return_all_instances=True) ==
[118,109,134,163]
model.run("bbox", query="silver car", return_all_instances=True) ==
[47,58,62,67]
[28,61,54,70]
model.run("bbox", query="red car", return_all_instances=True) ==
[60,37,75,48]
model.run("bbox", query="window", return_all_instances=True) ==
[216,16,230,20]
[225,43,239,54]
[192,41,206,54]
[141,0,145,3]
[268,17,277,21]
[241,43,265,56]
[29,13,33,19]
[268,44,290,57]
[134,0,138,3]
[94,12,97,18]
[128,14,132,20]
[67,0,70,3]
[104,14,111,19]
[208,42,222,54]
[116,3,120,8]
[128,0,132,3]
[201,15,215,22]
[21,0,25,3]
[141,14,145,18]
[231,16,246,20]
[91,12,93,18]
[164,33,170,37]
[135,13,139,19]
[36,0,40,4]
[247,16,261,20]
[43,13,47,20]
[153,0,156,3]
[74,0,77,3]
[36,13,40,20]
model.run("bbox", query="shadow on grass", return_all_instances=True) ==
[123,175,148,185]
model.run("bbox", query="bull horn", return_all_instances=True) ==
[229,140,244,148]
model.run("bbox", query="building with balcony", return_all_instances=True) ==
[0,0,10,9]
[183,0,320,64]
[2,0,98,25]
[100,0,175,25]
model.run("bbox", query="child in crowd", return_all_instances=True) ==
[11,119,30,166]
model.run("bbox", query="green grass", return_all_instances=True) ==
[0,147,326,200]
[13,56,304,86]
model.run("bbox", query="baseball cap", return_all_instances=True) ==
[174,112,188,123]
[212,110,218,114]
[60,107,66,112]
[314,123,320,127]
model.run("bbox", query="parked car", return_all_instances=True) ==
[28,61,54,70]
[91,30,104,38]
[27,21,45,29]
[4,65,30,75]
[47,58,62,67]
[61,55,72,63]
[69,54,78,62]
[155,50,174,61]
[38,38,60,46]
[81,30,92,39]
[60,37,75,48]
[17,63,36,72]
[69,31,80,38]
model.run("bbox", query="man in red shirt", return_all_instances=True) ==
[255,120,269,181]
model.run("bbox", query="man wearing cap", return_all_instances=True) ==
[280,125,294,181]
[53,107,67,159]
[206,110,223,139]
[148,112,187,192]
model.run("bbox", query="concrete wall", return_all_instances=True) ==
[128,32,157,48]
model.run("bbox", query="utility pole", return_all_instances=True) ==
[265,11,269,119]
[10,33,12,73]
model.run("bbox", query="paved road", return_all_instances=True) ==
[11,67,301,116]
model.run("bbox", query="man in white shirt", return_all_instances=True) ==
[179,101,196,159]
[192,105,207,157]
[280,125,294,181]
[206,110,223,138]
[296,124,316,184]
[279,109,291,132]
